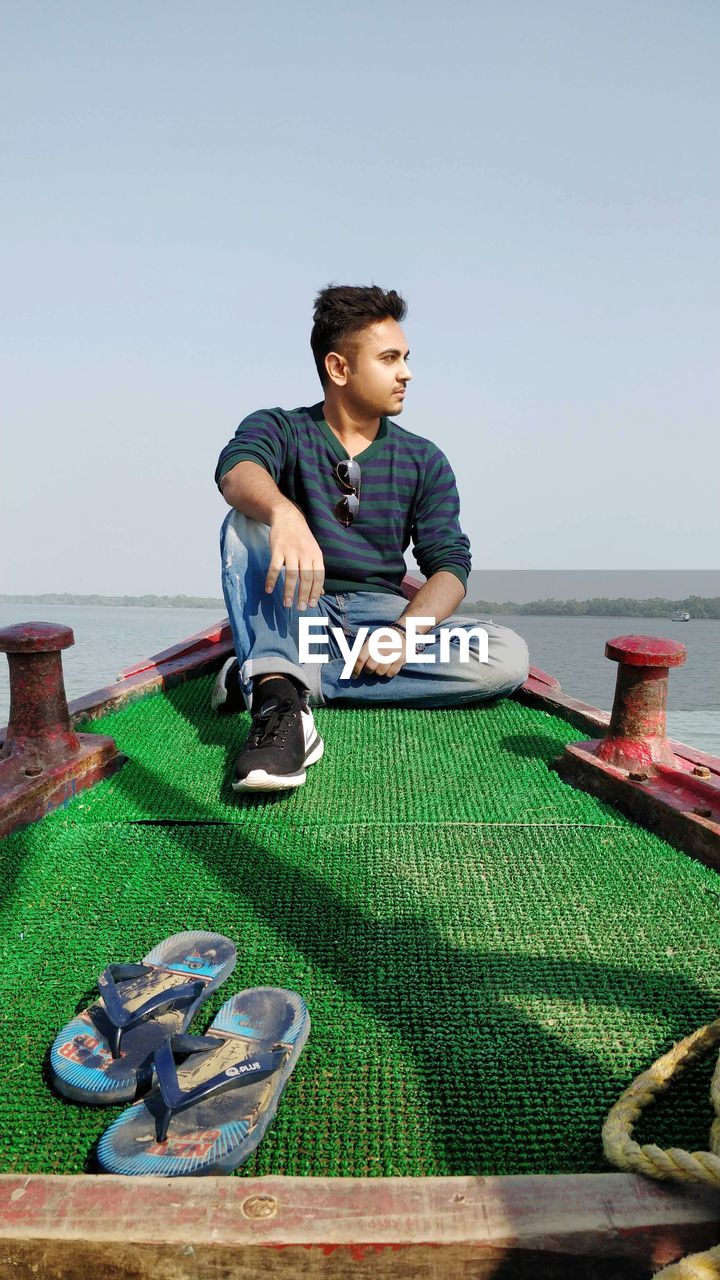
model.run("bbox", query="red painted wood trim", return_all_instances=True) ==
[117,620,234,680]
[0,1172,718,1276]
[523,665,562,694]
[66,646,234,728]
[514,681,611,736]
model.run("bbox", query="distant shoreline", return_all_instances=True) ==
[0,593,224,609]
[2,592,719,618]
[462,595,720,619]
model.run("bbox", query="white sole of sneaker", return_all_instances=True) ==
[232,732,324,793]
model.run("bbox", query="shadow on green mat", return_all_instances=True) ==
[501,729,577,763]
[94,729,719,1178]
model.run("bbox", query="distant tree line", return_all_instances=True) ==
[3,592,719,618]
[461,595,720,618]
[0,593,225,609]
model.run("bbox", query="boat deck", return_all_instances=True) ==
[2,675,719,1179]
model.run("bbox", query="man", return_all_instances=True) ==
[215,285,529,792]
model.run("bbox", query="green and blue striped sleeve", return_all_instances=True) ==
[214,409,290,488]
[411,446,471,589]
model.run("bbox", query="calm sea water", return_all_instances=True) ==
[496,613,720,754]
[1,604,718,753]
[0,605,218,724]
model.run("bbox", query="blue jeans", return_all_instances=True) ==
[221,511,529,709]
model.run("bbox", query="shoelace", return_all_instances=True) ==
[249,697,298,751]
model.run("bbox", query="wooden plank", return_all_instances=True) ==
[1,1172,719,1278]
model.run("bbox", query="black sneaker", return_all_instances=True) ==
[232,676,324,792]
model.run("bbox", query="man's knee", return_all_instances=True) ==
[221,510,270,564]
[494,627,530,694]
[462,621,529,699]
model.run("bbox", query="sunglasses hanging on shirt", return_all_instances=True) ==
[332,458,361,527]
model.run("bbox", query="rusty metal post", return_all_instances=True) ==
[0,622,81,773]
[595,635,687,772]
[0,621,122,838]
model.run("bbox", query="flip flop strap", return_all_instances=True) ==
[98,964,206,1058]
[152,1036,287,1143]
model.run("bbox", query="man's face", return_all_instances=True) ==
[330,317,412,418]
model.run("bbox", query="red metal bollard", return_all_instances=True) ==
[0,621,121,839]
[552,632,720,869]
[0,622,81,772]
[595,635,687,771]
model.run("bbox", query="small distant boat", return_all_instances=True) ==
[671,609,691,622]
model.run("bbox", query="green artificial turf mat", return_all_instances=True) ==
[71,677,626,826]
[1,674,719,1177]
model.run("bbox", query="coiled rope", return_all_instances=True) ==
[602,1017,720,1278]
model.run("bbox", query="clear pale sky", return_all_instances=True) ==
[2,1,718,596]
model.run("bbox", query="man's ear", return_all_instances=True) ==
[324,351,348,386]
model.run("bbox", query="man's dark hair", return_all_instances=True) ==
[310,284,407,387]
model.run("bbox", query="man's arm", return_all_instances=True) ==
[220,461,325,610]
[351,438,470,679]
[395,570,466,632]
[350,570,465,678]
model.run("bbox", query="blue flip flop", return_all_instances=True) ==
[50,931,237,1104]
[96,987,310,1176]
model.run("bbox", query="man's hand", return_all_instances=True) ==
[351,627,409,679]
[266,507,325,610]
[220,461,324,610]
[351,571,464,676]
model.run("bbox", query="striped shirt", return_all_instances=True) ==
[215,403,471,597]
